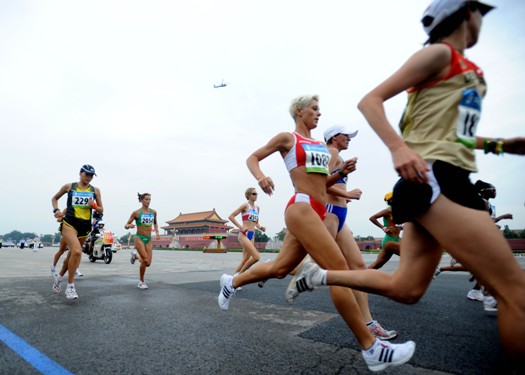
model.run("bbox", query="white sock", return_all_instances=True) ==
[364,339,381,354]
[311,268,327,286]
[67,283,74,288]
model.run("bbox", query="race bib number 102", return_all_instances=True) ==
[302,144,330,174]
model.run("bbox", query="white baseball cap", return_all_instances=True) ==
[323,125,358,143]
[421,0,495,35]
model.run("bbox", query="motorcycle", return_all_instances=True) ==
[82,215,114,264]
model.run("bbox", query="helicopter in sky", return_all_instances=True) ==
[213,79,227,88]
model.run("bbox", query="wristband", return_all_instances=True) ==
[495,140,504,155]
[483,140,490,154]
[484,139,504,155]
[338,170,347,178]
[92,202,99,210]
[53,208,60,214]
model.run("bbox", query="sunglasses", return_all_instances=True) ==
[84,172,94,177]
[251,192,258,196]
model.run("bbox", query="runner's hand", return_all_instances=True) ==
[258,176,275,196]
[341,157,358,175]
[392,144,429,183]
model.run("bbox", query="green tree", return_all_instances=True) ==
[503,225,518,239]
[275,228,287,241]
[3,230,38,242]
[53,232,61,243]
[41,234,54,243]
[120,233,134,245]
[255,229,269,243]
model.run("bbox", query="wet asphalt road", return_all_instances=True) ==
[0,247,524,375]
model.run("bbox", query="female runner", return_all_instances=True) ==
[125,193,160,289]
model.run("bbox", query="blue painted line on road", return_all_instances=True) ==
[0,324,72,375]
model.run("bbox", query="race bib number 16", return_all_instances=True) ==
[456,88,481,148]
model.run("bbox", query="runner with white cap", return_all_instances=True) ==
[287,0,525,365]
[323,125,399,340]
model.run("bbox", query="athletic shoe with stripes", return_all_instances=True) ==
[52,273,63,294]
[483,296,498,312]
[65,284,78,300]
[362,339,416,372]
[285,261,317,304]
[368,321,399,340]
[218,274,235,311]
[467,289,484,301]
[130,251,137,265]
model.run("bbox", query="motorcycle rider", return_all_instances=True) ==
[83,211,104,256]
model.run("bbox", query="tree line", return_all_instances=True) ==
[0,230,61,244]
[2,226,523,245]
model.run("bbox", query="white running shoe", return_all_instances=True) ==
[52,273,63,294]
[466,289,484,301]
[285,261,319,304]
[137,281,148,290]
[483,296,498,312]
[368,321,399,341]
[65,284,78,299]
[362,339,416,372]
[218,274,235,311]
[75,269,83,277]
[130,251,137,265]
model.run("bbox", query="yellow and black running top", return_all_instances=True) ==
[66,182,95,221]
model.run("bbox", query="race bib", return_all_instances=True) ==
[72,191,94,208]
[456,88,481,148]
[302,144,330,174]
[246,209,259,221]
[141,213,154,226]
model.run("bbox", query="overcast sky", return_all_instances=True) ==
[1,0,524,241]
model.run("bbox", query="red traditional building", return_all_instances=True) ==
[152,209,274,250]
[162,209,232,236]
[159,209,236,249]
